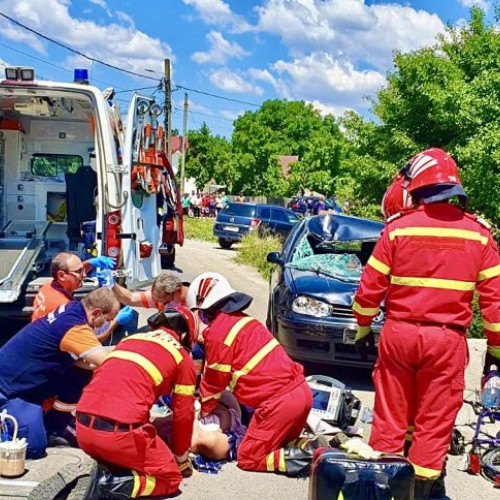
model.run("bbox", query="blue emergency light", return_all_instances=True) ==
[74,68,89,84]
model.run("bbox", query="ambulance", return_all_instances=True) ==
[0,66,183,318]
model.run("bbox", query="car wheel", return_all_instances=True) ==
[219,238,233,249]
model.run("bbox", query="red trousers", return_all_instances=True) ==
[237,380,312,472]
[76,421,181,497]
[369,319,468,479]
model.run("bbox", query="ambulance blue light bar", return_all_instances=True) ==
[2,67,35,84]
[74,68,89,84]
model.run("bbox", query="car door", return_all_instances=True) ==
[121,93,162,288]
[271,208,294,237]
[258,206,272,234]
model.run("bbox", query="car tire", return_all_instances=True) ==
[219,238,233,249]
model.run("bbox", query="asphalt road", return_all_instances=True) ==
[166,239,499,500]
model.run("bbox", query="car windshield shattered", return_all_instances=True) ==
[285,234,364,282]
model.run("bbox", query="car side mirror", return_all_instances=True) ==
[267,252,283,265]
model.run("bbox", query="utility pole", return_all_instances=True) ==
[164,59,172,166]
[180,92,188,193]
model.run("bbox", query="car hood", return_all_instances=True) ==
[305,214,384,242]
[287,268,358,307]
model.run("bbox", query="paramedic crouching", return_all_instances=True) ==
[0,288,120,458]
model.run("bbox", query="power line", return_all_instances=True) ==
[0,40,126,90]
[174,105,235,123]
[115,85,161,94]
[0,10,161,82]
[174,84,260,107]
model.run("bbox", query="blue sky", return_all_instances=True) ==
[0,0,492,137]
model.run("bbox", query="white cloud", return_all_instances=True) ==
[115,10,135,28]
[182,0,251,32]
[0,0,173,76]
[460,0,489,11]
[308,100,353,118]
[219,109,244,120]
[209,68,263,95]
[255,0,445,70]
[89,0,111,16]
[192,31,250,65]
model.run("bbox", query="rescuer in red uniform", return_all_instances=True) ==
[353,148,500,499]
[76,305,199,499]
[187,272,323,477]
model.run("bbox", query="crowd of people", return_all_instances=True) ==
[0,147,497,499]
[181,191,229,218]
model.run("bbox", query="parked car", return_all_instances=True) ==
[214,202,300,249]
[287,196,342,216]
[266,213,384,367]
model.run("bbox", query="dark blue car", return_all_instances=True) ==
[266,213,384,367]
[214,202,300,249]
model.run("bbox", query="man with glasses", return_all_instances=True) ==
[0,288,120,459]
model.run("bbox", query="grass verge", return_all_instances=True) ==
[234,231,283,280]
[183,217,217,243]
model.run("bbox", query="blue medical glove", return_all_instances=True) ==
[116,306,135,326]
[88,256,116,269]
[96,269,115,288]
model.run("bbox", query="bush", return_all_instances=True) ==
[234,231,283,280]
[182,217,217,243]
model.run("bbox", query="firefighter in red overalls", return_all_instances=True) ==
[354,148,500,499]
[186,272,325,477]
[76,305,199,499]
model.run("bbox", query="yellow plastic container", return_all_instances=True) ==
[0,440,27,477]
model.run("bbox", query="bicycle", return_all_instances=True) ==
[459,398,500,485]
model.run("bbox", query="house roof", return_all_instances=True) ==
[171,136,189,154]
[278,155,299,177]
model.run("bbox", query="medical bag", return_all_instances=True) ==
[309,449,414,500]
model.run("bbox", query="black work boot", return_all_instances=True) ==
[414,478,435,500]
[284,435,329,478]
[83,463,136,499]
[429,472,446,499]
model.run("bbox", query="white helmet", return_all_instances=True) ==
[186,272,236,310]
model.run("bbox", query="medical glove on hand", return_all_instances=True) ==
[96,269,115,288]
[341,438,381,460]
[176,455,194,478]
[89,256,116,269]
[355,326,375,361]
[116,306,135,326]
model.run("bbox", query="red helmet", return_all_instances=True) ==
[147,304,199,351]
[406,148,462,193]
[381,172,413,220]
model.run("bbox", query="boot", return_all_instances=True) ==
[284,435,329,478]
[428,472,446,499]
[414,478,435,500]
[83,463,136,499]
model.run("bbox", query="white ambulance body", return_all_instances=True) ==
[0,67,174,318]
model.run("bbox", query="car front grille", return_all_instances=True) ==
[330,304,354,319]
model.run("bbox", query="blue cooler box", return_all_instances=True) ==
[309,449,414,500]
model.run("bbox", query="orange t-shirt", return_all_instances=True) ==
[31,281,73,322]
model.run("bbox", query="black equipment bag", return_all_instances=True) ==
[309,450,414,500]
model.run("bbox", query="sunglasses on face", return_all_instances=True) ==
[66,267,86,277]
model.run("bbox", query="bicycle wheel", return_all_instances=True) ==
[481,447,500,484]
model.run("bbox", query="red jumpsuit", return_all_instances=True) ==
[200,311,312,473]
[354,203,500,479]
[76,329,196,498]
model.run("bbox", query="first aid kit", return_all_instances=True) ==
[309,449,414,500]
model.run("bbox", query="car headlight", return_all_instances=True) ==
[292,296,333,318]
[373,310,385,324]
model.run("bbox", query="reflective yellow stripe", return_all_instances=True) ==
[224,317,254,347]
[266,452,274,471]
[174,384,196,396]
[201,392,222,403]
[407,425,415,432]
[106,351,163,386]
[121,334,183,364]
[355,325,372,341]
[411,462,441,479]
[131,470,140,498]
[353,301,380,317]
[278,449,286,472]
[390,276,475,291]
[484,321,500,332]
[367,256,391,275]
[389,227,488,245]
[478,265,500,281]
[52,400,76,413]
[142,475,156,496]
[405,434,413,442]
[230,339,280,391]
[487,345,500,358]
[207,363,232,373]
